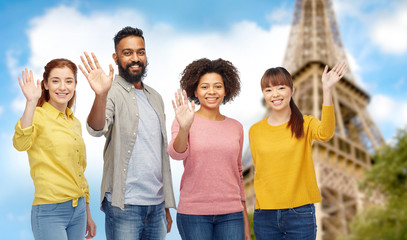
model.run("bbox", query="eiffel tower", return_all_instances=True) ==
[242,0,384,239]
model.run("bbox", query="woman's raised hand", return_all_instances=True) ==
[172,89,195,130]
[18,68,41,103]
[79,52,114,96]
[322,62,348,90]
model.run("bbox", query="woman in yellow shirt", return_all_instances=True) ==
[249,62,347,240]
[13,59,96,240]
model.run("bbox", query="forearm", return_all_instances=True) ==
[20,100,38,129]
[242,201,252,239]
[322,88,333,106]
[172,127,190,153]
[87,94,107,131]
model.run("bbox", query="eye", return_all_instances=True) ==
[215,85,223,89]
[123,51,132,56]
[138,50,145,56]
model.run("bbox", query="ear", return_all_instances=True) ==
[112,53,118,65]
[44,81,49,90]
[291,86,295,97]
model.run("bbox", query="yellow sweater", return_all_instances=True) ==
[249,105,335,209]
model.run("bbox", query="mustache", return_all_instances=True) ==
[126,61,145,69]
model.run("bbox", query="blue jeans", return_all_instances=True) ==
[31,197,86,240]
[177,211,244,240]
[254,204,317,240]
[102,198,167,240]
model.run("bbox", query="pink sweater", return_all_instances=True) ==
[168,115,245,215]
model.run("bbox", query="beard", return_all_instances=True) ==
[117,58,148,83]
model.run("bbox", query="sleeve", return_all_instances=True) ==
[237,124,246,201]
[86,91,115,137]
[167,118,190,160]
[13,119,38,151]
[310,105,335,142]
[248,125,256,165]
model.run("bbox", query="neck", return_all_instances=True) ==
[196,107,224,121]
[48,101,68,115]
[268,108,291,125]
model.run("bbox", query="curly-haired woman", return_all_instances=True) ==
[168,58,251,240]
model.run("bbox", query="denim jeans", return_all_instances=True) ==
[102,198,167,240]
[177,211,244,240]
[253,204,317,240]
[31,197,86,240]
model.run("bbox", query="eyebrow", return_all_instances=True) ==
[121,48,145,52]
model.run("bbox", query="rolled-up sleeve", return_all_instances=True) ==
[167,119,190,160]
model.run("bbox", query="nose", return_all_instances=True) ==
[208,86,215,94]
[271,88,278,97]
[131,52,141,62]
[59,81,66,90]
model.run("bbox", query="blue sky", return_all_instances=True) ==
[1,0,406,239]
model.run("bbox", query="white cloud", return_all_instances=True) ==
[370,2,407,55]
[368,94,407,130]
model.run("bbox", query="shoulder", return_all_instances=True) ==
[225,117,243,129]
[249,118,266,132]
[144,83,162,97]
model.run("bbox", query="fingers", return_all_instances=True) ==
[92,52,101,69]
[78,64,88,78]
[182,90,189,105]
[323,65,328,76]
[108,64,114,79]
[80,54,91,74]
[85,52,96,70]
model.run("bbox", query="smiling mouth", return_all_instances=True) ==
[271,99,283,105]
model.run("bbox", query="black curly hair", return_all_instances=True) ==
[180,58,241,105]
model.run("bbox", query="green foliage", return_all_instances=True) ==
[248,212,256,240]
[340,128,407,240]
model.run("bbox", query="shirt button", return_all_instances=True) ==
[77,150,79,152]
[128,150,131,153]
[133,132,136,136]
[74,138,77,141]
[78,161,80,164]
[123,169,126,172]
[136,113,139,117]
[133,97,136,100]
[79,174,82,177]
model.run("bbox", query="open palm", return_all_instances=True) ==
[79,52,114,96]
[172,89,195,130]
[18,68,41,103]
[322,62,347,90]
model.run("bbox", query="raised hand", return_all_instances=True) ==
[79,52,114,96]
[172,89,195,131]
[321,62,348,90]
[18,68,41,103]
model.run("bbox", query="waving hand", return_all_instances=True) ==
[79,52,114,96]
[18,68,41,103]
[322,62,347,90]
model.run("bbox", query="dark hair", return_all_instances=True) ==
[180,58,241,105]
[114,26,144,51]
[37,58,77,109]
[261,67,304,139]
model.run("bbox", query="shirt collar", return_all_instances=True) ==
[115,75,151,94]
[42,102,73,120]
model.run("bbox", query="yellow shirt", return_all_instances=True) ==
[13,102,89,207]
[249,105,335,209]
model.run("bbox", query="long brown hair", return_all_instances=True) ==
[261,67,304,139]
[37,59,77,109]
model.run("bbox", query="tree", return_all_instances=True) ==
[340,128,407,240]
